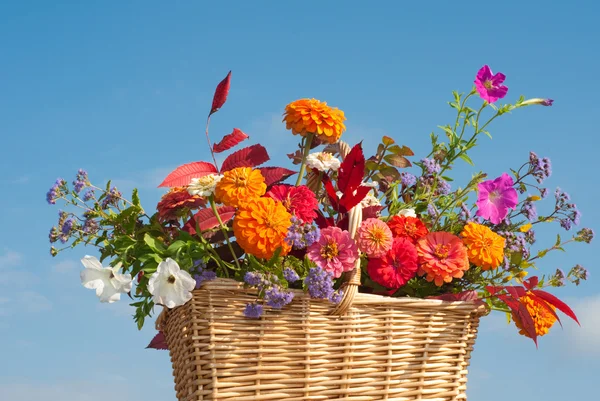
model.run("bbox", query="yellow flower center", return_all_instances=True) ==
[321,241,339,260]
[317,153,333,162]
[434,244,450,260]
[484,80,493,89]
[233,175,248,188]
[369,228,386,245]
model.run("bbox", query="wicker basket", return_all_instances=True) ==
[158,279,487,401]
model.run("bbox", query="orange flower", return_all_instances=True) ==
[460,222,506,270]
[157,187,206,222]
[215,167,266,207]
[233,197,292,259]
[416,232,470,286]
[513,293,557,338]
[283,98,346,144]
[387,215,429,244]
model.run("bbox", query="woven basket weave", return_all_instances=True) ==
[158,279,487,401]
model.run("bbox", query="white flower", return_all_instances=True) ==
[80,256,133,303]
[397,208,417,218]
[361,192,381,208]
[187,174,223,197]
[305,152,341,172]
[363,181,379,189]
[147,258,196,309]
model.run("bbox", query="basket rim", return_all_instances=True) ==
[195,278,490,315]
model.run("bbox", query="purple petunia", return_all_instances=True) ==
[475,173,518,225]
[474,65,508,103]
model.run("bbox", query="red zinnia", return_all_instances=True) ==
[367,237,418,289]
[387,215,429,244]
[266,184,318,224]
[157,187,206,222]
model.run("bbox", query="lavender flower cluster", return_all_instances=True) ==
[243,271,295,319]
[192,260,217,289]
[285,216,320,249]
[528,152,552,184]
[553,188,581,230]
[304,267,343,304]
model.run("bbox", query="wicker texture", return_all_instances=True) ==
[160,279,487,401]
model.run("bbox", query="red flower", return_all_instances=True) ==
[266,184,318,224]
[367,237,418,289]
[157,187,206,222]
[387,215,429,244]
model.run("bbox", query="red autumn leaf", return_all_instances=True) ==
[220,144,270,172]
[430,290,480,302]
[183,206,236,235]
[146,331,168,350]
[531,290,580,325]
[158,161,218,188]
[505,285,527,299]
[213,128,249,153]
[321,173,340,212]
[339,185,371,212]
[314,211,334,229]
[523,276,539,290]
[258,167,297,187]
[362,205,384,220]
[498,294,538,345]
[209,71,231,115]
[485,285,501,296]
[338,143,366,193]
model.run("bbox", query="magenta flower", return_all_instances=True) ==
[474,65,508,103]
[306,226,359,278]
[475,173,518,224]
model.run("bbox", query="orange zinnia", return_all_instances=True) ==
[283,98,346,144]
[233,197,292,259]
[416,232,470,286]
[214,167,266,207]
[460,222,506,270]
[387,215,429,244]
[513,293,557,338]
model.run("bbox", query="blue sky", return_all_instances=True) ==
[1,1,598,400]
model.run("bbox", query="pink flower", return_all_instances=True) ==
[476,173,518,224]
[307,226,359,278]
[474,65,508,103]
[357,218,393,258]
[368,237,418,289]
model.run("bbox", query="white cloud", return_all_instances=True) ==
[52,259,80,274]
[0,250,22,269]
[562,293,600,354]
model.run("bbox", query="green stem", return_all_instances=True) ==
[295,133,314,186]
[209,196,241,271]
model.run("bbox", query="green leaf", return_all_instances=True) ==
[381,135,395,146]
[132,188,140,207]
[365,160,379,171]
[458,153,474,166]
[555,234,562,246]
[167,240,186,255]
[144,234,166,254]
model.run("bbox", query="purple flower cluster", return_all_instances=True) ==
[524,229,536,245]
[554,188,581,230]
[549,268,566,287]
[304,267,343,303]
[46,178,67,205]
[528,152,552,184]
[243,303,264,319]
[55,211,77,243]
[497,231,530,259]
[83,189,95,202]
[73,169,89,194]
[436,179,451,195]
[421,158,441,175]
[285,216,320,249]
[568,264,589,285]
[459,204,472,221]
[264,286,294,309]
[101,186,122,209]
[575,228,594,244]
[283,268,300,283]
[427,204,438,219]
[400,172,417,187]
[243,270,294,314]
[192,260,216,289]
[521,199,537,221]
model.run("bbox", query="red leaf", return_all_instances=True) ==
[259,167,297,187]
[339,185,371,212]
[210,71,231,115]
[525,292,563,327]
[362,205,384,220]
[314,211,334,229]
[485,285,501,296]
[183,206,236,235]
[220,144,270,172]
[430,290,480,302]
[499,294,538,345]
[213,128,249,153]
[146,332,168,350]
[523,276,539,290]
[321,173,341,212]
[531,290,580,325]
[338,143,366,193]
[158,161,218,187]
[505,285,526,299]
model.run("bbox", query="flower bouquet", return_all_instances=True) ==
[47,66,592,400]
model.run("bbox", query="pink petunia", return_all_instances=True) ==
[475,173,518,224]
[474,65,508,103]
[306,226,359,278]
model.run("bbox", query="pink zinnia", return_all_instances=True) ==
[368,237,418,289]
[357,218,393,258]
[307,226,359,278]
[474,65,508,103]
[475,173,518,225]
[266,184,318,224]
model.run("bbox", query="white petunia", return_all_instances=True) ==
[80,256,133,303]
[187,174,223,197]
[397,208,417,218]
[305,152,341,172]
[147,258,196,309]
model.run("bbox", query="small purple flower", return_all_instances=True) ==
[264,286,294,309]
[304,267,336,301]
[524,229,536,245]
[61,218,75,236]
[521,98,554,107]
[529,152,552,184]
[427,204,438,218]
[521,200,537,221]
[243,303,264,319]
[568,264,589,285]
[459,204,472,221]
[285,217,320,249]
[101,186,122,209]
[283,268,300,283]
[73,169,88,194]
[46,178,66,205]
[83,189,95,202]
[474,65,508,103]
[49,227,59,243]
[400,172,417,187]
[82,218,99,235]
[244,271,264,287]
[436,179,451,195]
[576,228,594,244]
[551,268,566,287]
[539,188,549,199]
[193,260,217,289]
[330,290,344,304]
[421,158,441,175]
